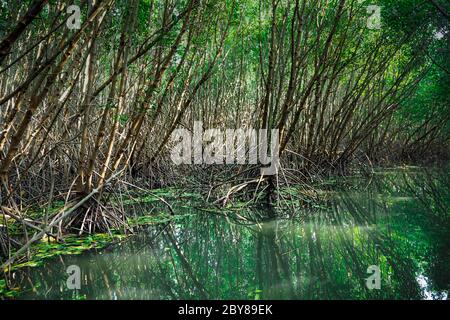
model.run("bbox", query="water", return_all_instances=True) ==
[10,167,450,300]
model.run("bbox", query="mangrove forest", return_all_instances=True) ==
[0,0,449,301]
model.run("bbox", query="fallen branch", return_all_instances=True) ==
[118,179,175,215]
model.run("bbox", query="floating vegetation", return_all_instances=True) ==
[4,233,127,274]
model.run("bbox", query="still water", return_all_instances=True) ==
[12,167,450,299]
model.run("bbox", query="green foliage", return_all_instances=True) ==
[0,278,19,299]
[380,0,450,143]
[3,232,126,274]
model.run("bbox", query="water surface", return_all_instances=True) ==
[11,167,450,300]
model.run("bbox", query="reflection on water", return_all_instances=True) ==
[11,167,450,300]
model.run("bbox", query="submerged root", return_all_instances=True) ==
[62,202,129,236]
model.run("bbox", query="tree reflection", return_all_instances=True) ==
[9,168,449,300]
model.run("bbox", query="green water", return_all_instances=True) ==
[10,167,450,299]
